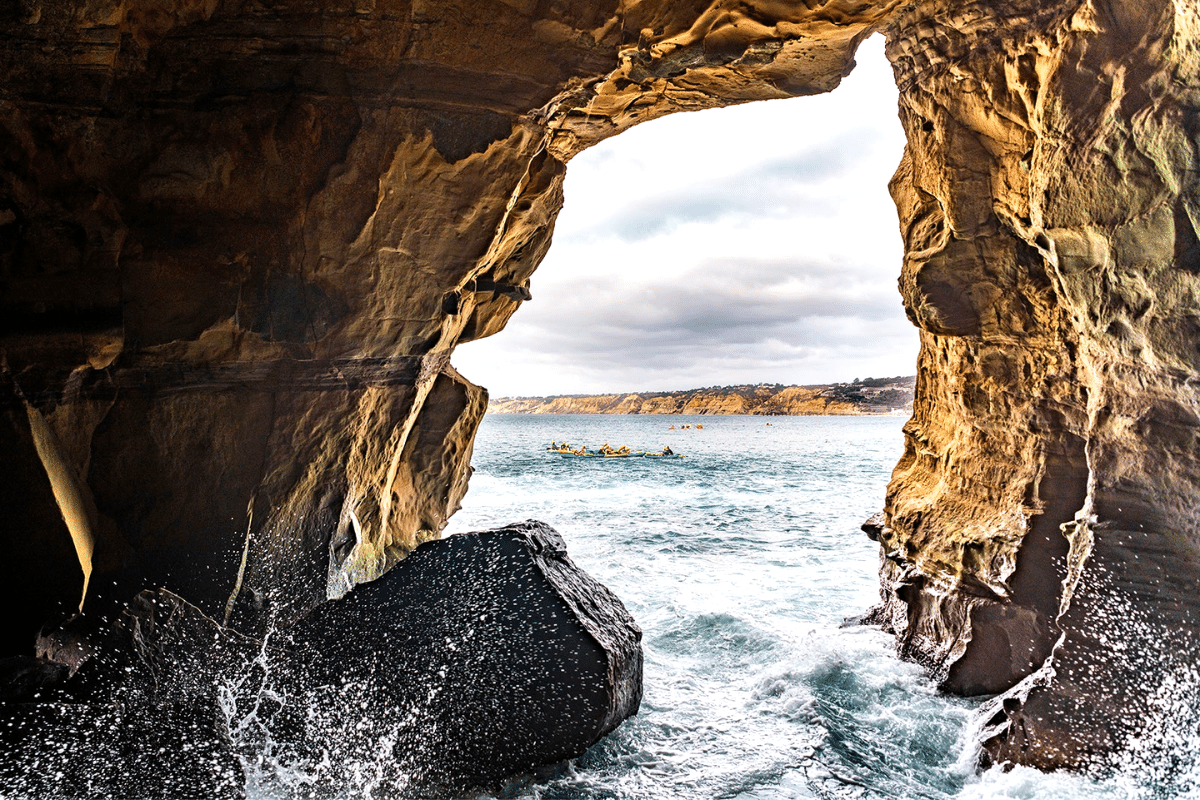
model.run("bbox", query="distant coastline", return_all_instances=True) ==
[487,376,915,416]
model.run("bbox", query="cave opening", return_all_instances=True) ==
[3,1,1200,794]
[452,36,916,398]
[440,36,970,799]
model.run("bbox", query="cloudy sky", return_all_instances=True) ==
[452,36,917,398]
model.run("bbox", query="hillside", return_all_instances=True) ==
[487,376,915,416]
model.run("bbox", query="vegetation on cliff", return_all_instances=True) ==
[488,377,915,416]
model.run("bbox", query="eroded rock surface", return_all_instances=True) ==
[0,0,889,652]
[876,0,1200,770]
[3,0,1200,774]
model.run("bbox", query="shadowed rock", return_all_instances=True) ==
[0,591,253,799]
[0,522,641,797]
[273,520,643,797]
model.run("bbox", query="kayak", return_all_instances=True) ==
[554,451,641,458]
[551,450,684,459]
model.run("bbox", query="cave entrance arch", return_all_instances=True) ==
[442,37,941,795]
[452,36,915,400]
[2,0,1197,779]
[446,5,1200,776]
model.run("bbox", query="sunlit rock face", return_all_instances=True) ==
[0,0,893,647]
[877,0,1200,770]
[3,0,1200,773]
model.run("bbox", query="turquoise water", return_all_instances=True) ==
[6,414,1183,798]
[444,414,1170,800]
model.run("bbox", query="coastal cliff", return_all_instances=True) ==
[489,377,915,416]
[3,0,1200,776]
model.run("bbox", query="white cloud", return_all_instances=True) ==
[453,35,917,397]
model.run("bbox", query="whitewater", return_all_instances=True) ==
[438,413,1187,800]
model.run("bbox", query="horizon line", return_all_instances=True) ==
[488,375,916,401]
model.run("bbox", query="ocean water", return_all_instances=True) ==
[441,414,1180,800]
[8,415,1190,798]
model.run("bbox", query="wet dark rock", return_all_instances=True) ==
[275,520,644,797]
[0,698,246,800]
[0,655,69,702]
[44,590,262,703]
[0,523,642,797]
[0,591,253,798]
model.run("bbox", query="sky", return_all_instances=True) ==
[452,35,918,398]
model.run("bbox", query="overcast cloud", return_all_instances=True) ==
[452,36,918,397]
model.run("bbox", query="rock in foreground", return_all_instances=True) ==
[275,520,643,796]
[0,591,253,799]
[0,522,641,798]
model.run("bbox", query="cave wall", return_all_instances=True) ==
[878,0,1200,767]
[0,0,894,642]
[3,0,1199,770]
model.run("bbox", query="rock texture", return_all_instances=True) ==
[489,377,915,415]
[0,591,254,798]
[876,0,1200,771]
[0,0,895,648]
[0,523,641,798]
[4,0,1200,775]
[275,520,643,796]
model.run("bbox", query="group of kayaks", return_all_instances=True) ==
[546,442,684,459]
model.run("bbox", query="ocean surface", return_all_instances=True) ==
[9,415,1190,799]
[436,414,1187,800]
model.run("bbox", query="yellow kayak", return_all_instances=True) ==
[552,450,684,459]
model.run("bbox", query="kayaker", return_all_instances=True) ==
[662,445,673,456]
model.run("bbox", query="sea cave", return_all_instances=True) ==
[3,0,1200,794]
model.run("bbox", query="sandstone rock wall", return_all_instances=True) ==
[878,0,1200,767]
[3,0,1200,771]
[0,0,590,638]
[0,0,892,650]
